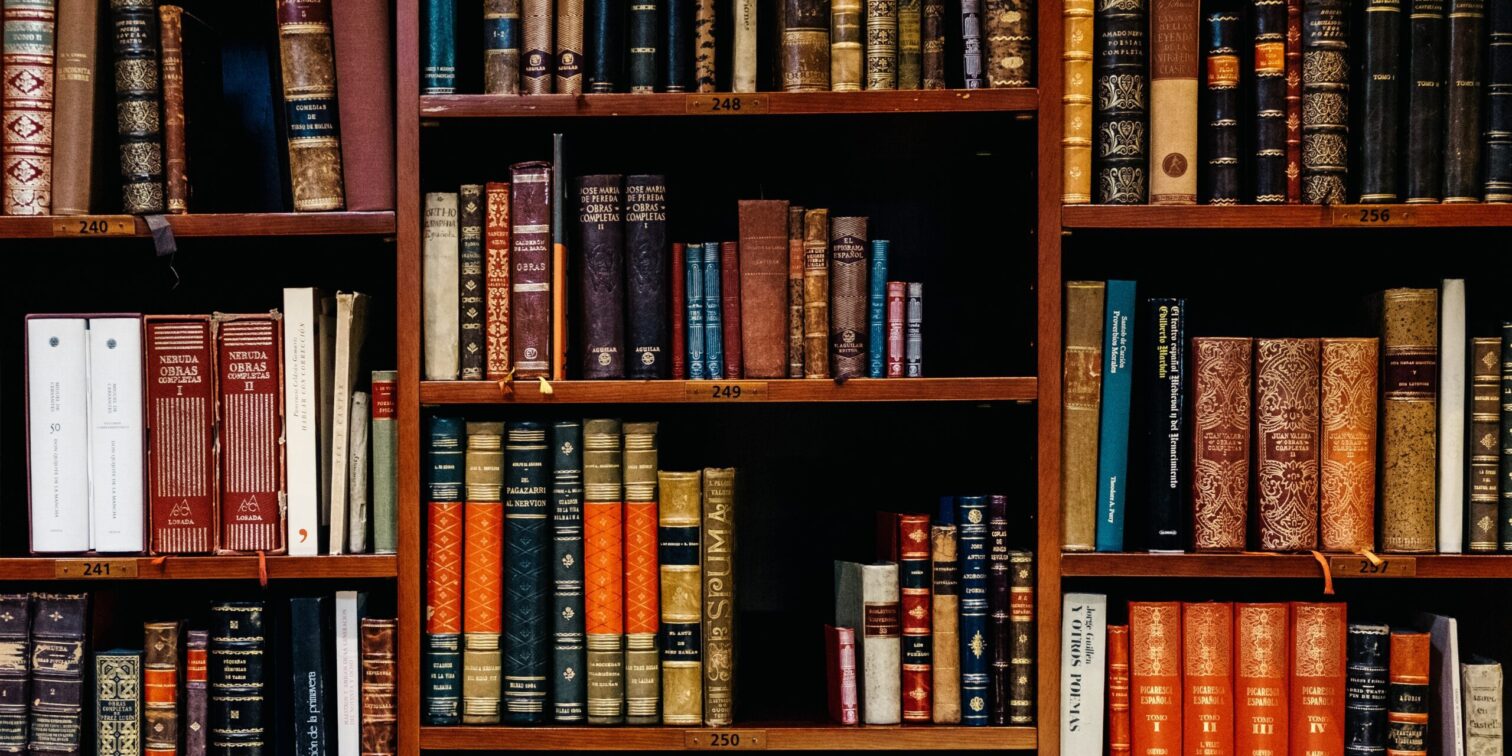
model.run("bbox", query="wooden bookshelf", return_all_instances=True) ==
[0,555,396,581]
[1061,203,1512,229]
[1060,553,1512,579]
[0,211,396,239]
[419,725,1037,751]
[420,89,1039,119]
[420,377,1038,405]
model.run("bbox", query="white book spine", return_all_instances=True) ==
[1462,661,1504,756]
[1439,278,1466,553]
[732,0,757,92]
[87,318,145,553]
[1060,592,1107,754]
[423,192,461,380]
[283,288,322,555]
[346,392,370,554]
[861,563,901,725]
[329,292,370,556]
[335,590,363,756]
[27,318,91,553]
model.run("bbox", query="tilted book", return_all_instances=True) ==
[505,421,551,723]
[276,0,345,211]
[372,371,399,554]
[209,602,267,754]
[1093,0,1148,204]
[802,210,831,378]
[577,175,626,379]
[1129,602,1182,754]
[143,621,180,755]
[0,595,29,753]
[1461,656,1503,756]
[110,0,164,213]
[1291,602,1347,755]
[484,182,512,380]
[1059,593,1107,753]
[1235,603,1289,754]
[1107,625,1130,756]
[829,217,869,379]
[423,192,461,381]
[1379,289,1438,553]
[348,391,372,552]
[424,416,465,725]
[1191,337,1252,551]
[551,421,588,722]
[51,0,96,216]
[2,0,56,214]
[215,313,286,554]
[1438,279,1466,553]
[1468,338,1501,552]
[988,501,1010,725]
[1389,630,1430,756]
[510,161,553,377]
[462,422,504,724]
[835,561,901,725]
[720,241,743,379]
[703,242,725,379]
[1183,603,1233,754]
[1255,338,1320,551]
[284,288,328,555]
[1358,0,1402,203]
[1442,0,1485,202]
[931,513,961,723]
[738,199,792,378]
[1148,0,1199,204]
[1321,338,1378,552]
[96,651,143,756]
[956,495,990,726]
[1202,0,1241,203]
[702,467,737,726]
[584,419,626,724]
[145,316,217,554]
[867,240,888,378]
[25,317,89,554]
[626,176,670,379]
[186,630,207,756]
[1252,0,1288,203]
[1300,0,1348,203]
[1143,299,1186,552]
[623,423,661,724]
[1345,623,1389,756]
[900,513,933,722]
[1095,280,1135,552]
[30,594,86,754]
[360,619,399,756]
[1418,613,1463,756]
[1061,282,1105,552]
[660,471,703,725]
[459,185,486,381]
[289,598,331,756]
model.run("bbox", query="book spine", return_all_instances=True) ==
[825,625,859,724]
[803,210,831,378]
[551,421,588,722]
[626,175,670,378]
[695,0,715,91]
[737,199,791,378]
[686,244,707,379]
[1144,298,1186,551]
[1059,594,1108,751]
[283,291,321,556]
[1346,624,1389,756]
[1488,0,1512,201]
[1290,603,1348,755]
[673,243,688,379]
[860,564,902,725]
[1182,603,1234,755]
[898,0,921,87]
[423,0,458,93]
[1503,324,1512,550]
[1380,289,1438,553]
[629,0,658,91]
[1191,337,1252,551]
[209,602,266,754]
[110,0,164,213]
[930,524,961,723]
[1461,662,1503,755]
[96,652,143,756]
[987,501,1009,725]
[482,186,512,377]
[866,0,898,88]
[332,0,396,210]
[703,243,725,379]
[504,422,551,723]
[1359,0,1402,202]
[290,599,330,756]
[1254,338,1321,551]
[158,6,186,213]
[372,371,399,554]
[1284,0,1302,202]
[589,0,619,91]
[665,0,688,90]
[585,419,625,724]
[86,317,145,554]
[460,185,487,380]
[1203,0,1241,203]
[721,241,743,378]
[1062,0,1094,202]
[1107,625,1131,756]
[1061,282,1106,551]
[702,468,737,726]
[1440,279,1467,553]
[511,162,553,377]
[144,622,180,756]
[900,514,933,722]
[1443,0,1486,201]
[50,0,94,215]
[360,619,399,756]
[829,217,868,378]
[185,630,207,756]
[1387,631,1429,755]
[984,0,1030,86]
[1320,338,1379,552]
[867,241,889,378]
[659,471,703,725]
[483,0,521,93]
[1300,0,1349,204]
[556,0,583,92]
[29,594,86,754]
[831,0,863,90]
[143,318,216,554]
[1234,604,1290,754]
[0,596,28,753]
[886,282,906,377]
[623,423,661,724]
[547,138,567,381]
[1008,551,1034,724]
[1094,0,1149,204]
[1149,0,1199,203]
[2,0,55,214]
[1095,280,1135,551]
[922,0,945,87]
[276,0,345,211]
[462,422,504,724]
[577,175,627,379]
[216,315,285,554]
[962,0,985,87]
[1252,0,1287,202]
[1129,602,1182,753]
[733,0,756,90]
[787,207,807,377]
[524,0,553,91]
[956,496,990,726]
[424,192,461,380]
[1406,0,1447,201]
[337,592,363,756]
[1470,338,1501,552]
[905,282,923,375]
[424,417,465,725]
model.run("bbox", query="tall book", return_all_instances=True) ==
[626,176,669,378]
[462,422,504,724]
[1192,337,1252,551]
[962,0,984,86]
[865,0,898,89]
[956,495,991,726]
[1461,657,1503,755]
[1202,0,1241,203]
[51,0,96,215]
[733,0,756,90]
[1255,338,1320,551]
[987,502,1009,725]
[1502,324,1512,550]
[551,421,588,722]
[703,241,725,379]
[694,0,715,91]
[96,651,142,756]
[1380,289,1438,553]
[1252,0,1288,202]
[1285,0,1302,201]
[984,0,1030,86]
[1321,338,1379,552]
[1093,0,1147,204]
[900,513,933,722]
[185,630,207,756]
[422,0,457,93]
[660,471,703,725]
[524,0,554,92]
[331,292,371,555]
[931,508,961,724]
[1439,279,1467,552]
[686,244,706,379]
[335,590,366,756]
[0,595,28,754]
[550,136,567,383]
[1148,0,1199,203]
[738,199,792,378]
[1300,0,1348,203]
[1346,623,1389,756]
[1292,602,1347,755]
[1418,613,1463,756]
[1143,299,1186,552]
[1470,339,1501,552]
[623,422,661,724]
[459,185,486,381]
[423,192,461,381]
[831,0,862,89]
[1235,603,1289,754]
[1,0,55,214]
[332,0,395,210]
[867,240,888,378]
[290,598,330,756]
[484,182,512,379]
[25,317,88,553]
[1443,0,1485,202]
[111,0,164,213]
[835,561,902,725]
[1062,282,1105,551]
[663,0,688,90]
[1389,630,1430,756]
[1487,0,1512,201]
[510,161,553,377]
[782,0,830,90]
[1183,603,1233,754]
[829,219,869,378]
[825,625,859,724]
[1107,625,1130,756]
[673,242,688,378]
[483,0,520,94]
[721,241,743,378]
[787,207,805,377]
[360,619,399,756]
[1129,602,1182,754]
[144,316,217,554]
[276,0,346,211]
[29,594,85,754]
[504,421,551,723]
[628,0,656,90]
[803,210,831,378]
[584,419,625,724]
[1095,281,1135,551]
[1061,0,1093,202]
[1008,551,1034,725]
[372,371,398,554]
[1405,0,1447,202]
[922,0,945,87]
[1358,0,1402,202]
[209,602,267,754]
[285,288,327,555]
[216,313,285,554]
[424,417,465,725]
[143,622,179,755]
[702,467,737,726]
[1059,593,1107,753]
[577,175,626,379]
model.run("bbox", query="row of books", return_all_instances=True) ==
[1065,0,1512,205]
[1058,596,1504,755]
[1061,279,1512,555]
[421,0,1033,95]
[423,172,928,382]
[423,416,738,725]
[0,592,397,755]
[826,498,1035,727]
[24,291,392,556]
[0,0,393,215]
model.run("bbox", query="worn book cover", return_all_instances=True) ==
[216,313,286,554]
[145,316,218,554]
[1320,338,1378,552]
[1255,338,1320,551]
[1061,282,1105,551]
[462,422,504,724]
[1191,337,1252,551]
[1379,289,1438,553]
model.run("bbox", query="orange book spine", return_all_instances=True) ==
[484,182,511,380]
[1234,603,1289,755]
[585,502,624,634]
[1386,631,1429,756]
[463,502,502,635]
[624,503,659,636]
[1290,602,1347,756]
[1109,624,1133,756]
[1183,603,1235,755]
[1130,601,1184,755]
[427,501,464,635]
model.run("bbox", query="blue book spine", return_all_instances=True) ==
[956,495,991,725]
[1094,280,1136,552]
[504,421,551,723]
[703,242,724,379]
[867,240,889,378]
[422,0,457,94]
[289,597,329,756]
[686,244,706,379]
[424,416,465,725]
[551,421,588,722]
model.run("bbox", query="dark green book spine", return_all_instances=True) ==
[552,421,588,722]
[505,421,551,723]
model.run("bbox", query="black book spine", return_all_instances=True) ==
[210,602,267,754]
[576,174,626,379]
[1487,0,1512,201]
[1345,624,1389,756]
[630,0,659,91]
[1443,0,1486,201]
[1093,0,1148,204]
[1301,0,1349,204]
[1358,0,1402,202]
[1145,297,1187,552]
[111,0,166,214]
[1405,0,1447,202]
[28,594,86,756]
[665,0,690,90]
[460,184,486,381]
[289,597,330,756]
[1253,0,1289,203]
[1501,322,1512,550]
[0,595,28,754]
[551,421,588,722]
[625,175,669,379]
[1203,0,1242,204]
[589,0,623,91]
[987,496,1011,726]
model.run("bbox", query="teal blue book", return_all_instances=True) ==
[703,241,724,379]
[423,0,457,94]
[1094,280,1136,552]
[868,240,889,378]
[686,244,706,379]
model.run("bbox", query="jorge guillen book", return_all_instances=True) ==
[1059,593,1106,753]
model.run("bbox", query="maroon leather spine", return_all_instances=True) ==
[332,0,395,210]
[361,618,398,755]
[721,241,743,379]
[1255,337,1321,551]
[825,624,859,724]
[672,241,687,379]
[1285,0,1302,203]
[886,281,906,377]
[159,5,187,213]
[146,316,218,554]
[737,199,792,378]
[186,629,207,756]
[510,161,553,378]
[1191,336,1252,551]
[215,313,286,554]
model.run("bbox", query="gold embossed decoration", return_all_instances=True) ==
[1320,339,1378,551]
[1192,338,1252,551]
[1255,339,1321,551]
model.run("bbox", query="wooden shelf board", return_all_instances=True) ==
[420,377,1038,404]
[1061,204,1512,229]
[419,724,1036,751]
[0,554,396,581]
[1061,552,1512,578]
[0,212,396,239]
[420,89,1039,118]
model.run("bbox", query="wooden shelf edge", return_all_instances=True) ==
[420,377,1038,404]
[420,89,1039,118]
[0,554,397,581]
[419,725,1037,751]
[0,211,396,239]
[1061,552,1512,579]
[1061,204,1512,229]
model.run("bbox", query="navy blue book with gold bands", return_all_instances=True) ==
[955,495,991,726]
[505,421,551,723]
[425,416,466,725]
[209,602,267,753]
[552,421,588,722]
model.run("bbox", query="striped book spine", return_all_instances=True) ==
[659,471,703,725]
[584,419,626,724]
[504,421,550,723]
[462,422,504,724]
[956,495,991,725]
[424,417,466,725]
[703,242,724,379]
[552,421,588,722]
[686,244,706,379]
[216,314,285,553]
[899,513,933,721]
[624,423,661,723]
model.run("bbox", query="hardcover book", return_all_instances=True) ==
[673,242,688,379]
[721,241,743,379]
[145,316,218,554]
[584,419,625,724]
[867,240,889,378]
[1059,594,1107,753]
[111,0,164,213]
[663,0,687,90]
[459,185,486,381]
[686,244,707,379]
[423,192,461,380]
[984,0,1030,86]
[1,0,55,214]
[424,416,465,725]
[505,422,551,723]
[577,175,625,379]
[1502,324,1512,549]
[1405,0,1447,202]
[695,0,715,90]
[360,619,399,756]
[216,313,286,554]
[462,422,504,724]
[830,217,869,379]
[1061,282,1105,552]
[1346,623,1389,756]
[1358,0,1401,202]
[25,317,88,554]
[659,471,703,725]
[289,598,330,756]
[900,513,933,722]
[831,0,863,89]
[551,421,587,722]
[803,210,831,378]
[332,0,395,210]
[51,0,94,215]
[331,292,371,555]
[1439,279,1467,553]
[1300,0,1348,203]
[423,0,456,93]
[733,0,756,90]
[1093,0,1148,204]
[628,0,656,90]
[1144,298,1186,551]
[96,651,142,756]
[1418,613,1463,756]
[782,0,830,90]
[485,182,512,380]
[987,502,1009,725]
[483,0,519,93]
[1461,657,1503,755]
[1255,338,1320,551]
[787,207,806,377]
[0,595,28,754]
[835,561,902,725]
[209,602,267,754]
[1148,0,1199,203]
[886,281,906,377]
[143,621,179,755]
[511,161,553,377]
[962,0,985,86]
[703,242,725,379]
[905,283,924,376]
[276,0,346,211]
[372,371,399,554]
[1320,338,1378,552]
[1388,630,1430,756]
[1442,0,1485,202]
[1469,338,1501,552]
[922,0,945,87]
[1008,551,1035,725]
[956,496,991,726]
[702,467,737,726]
[931,513,961,723]
[623,422,661,724]
[524,0,553,92]
[1062,0,1094,202]
[1183,603,1233,754]
[825,625,859,724]
[1202,0,1241,203]
[1285,0,1302,201]
[626,176,670,378]
[284,288,328,556]
[1252,0,1288,202]
[186,630,207,756]
[738,199,792,378]
[1235,603,1289,754]
[30,594,86,755]
[1379,289,1438,553]
[1488,0,1512,201]
[1192,337,1252,551]
[1291,602,1347,756]
[1129,602,1182,754]
[866,0,898,89]
[1107,625,1130,756]
[1095,280,1135,552]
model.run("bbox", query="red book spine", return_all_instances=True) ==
[1290,602,1347,756]
[1,0,55,214]
[146,316,218,554]
[671,241,687,379]
[1387,631,1429,756]
[216,314,285,553]
[1234,603,1290,754]
[886,281,906,378]
[1108,625,1132,756]
[1183,602,1235,755]
[899,513,932,722]
[720,241,742,379]
[1284,0,1302,204]
[330,0,395,211]
[485,182,512,380]
[825,624,859,725]
[509,161,552,378]
[1129,601,1183,755]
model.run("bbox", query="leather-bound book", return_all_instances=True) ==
[905,282,923,376]
[831,0,863,90]
[111,0,165,213]
[215,314,285,554]
[623,423,661,724]
[664,0,688,90]
[485,183,512,380]
[673,242,688,379]
[1107,624,1131,756]
[829,217,869,379]
[425,417,466,725]
[1144,299,1186,552]
[867,241,888,377]
[1183,603,1234,754]
[1405,0,1447,202]
[557,0,584,92]
[159,6,187,213]
[825,625,859,724]
[626,176,669,378]
[1149,0,1200,204]
[424,0,457,93]
[1285,0,1302,202]
[504,422,551,723]
[1235,604,1289,754]
[1487,0,1512,201]
[686,244,707,379]
[1346,624,1389,756]
[185,629,207,756]
[332,0,395,209]
[525,0,554,92]
[1203,0,1241,204]
[987,501,1009,725]
[737,200,791,378]
[702,468,737,726]
[460,185,487,381]
[866,0,898,89]
[1191,337,1252,551]
[96,651,143,755]
[1358,0,1402,202]
[1301,0,1348,204]
[584,419,626,724]
[1062,0,1094,202]
[628,0,656,91]
[1252,0,1288,203]
[462,422,504,724]
[930,510,960,723]
[277,0,345,211]
[209,602,267,753]
[1444,0,1486,201]
[1379,289,1438,553]
[1062,282,1105,552]
[1008,551,1034,724]
[956,496,990,726]
[733,0,756,91]
[51,0,97,215]
[2,0,55,214]
[1461,656,1502,755]
[1469,337,1501,552]
[360,619,399,755]
[1320,338,1378,552]
[483,0,520,94]
[984,0,1031,87]
[963,0,986,87]
[703,242,725,378]
[577,175,626,379]
[899,514,933,722]
[29,594,86,754]
[424,192,461,380]
[1503,324,1512,550]
[721,241,743,378]
[289,598,330,756]
[787,206,806,378]
[898,0,921,87]
[1093,0,1147,205]
[589,0,623,91]
[922,0,945,87]
[886,281,906,377]
[511,162,553,378]
[695,0,715,91]
[1387,630,1429,755]
[551,421,588,722]
[144,316,217,554]
[835,561,902,725]
[144,622,180,755]
[1128,602,1182,753]
[1291,603,1347,755]
[0,595,27,753]
[659,471,703,725]
[1255,338,1320,551]
[802,210,831,378]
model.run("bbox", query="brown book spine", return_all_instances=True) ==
[277,0,345,211]
[484,182,512,380]
[1469,337,1501,552]
[930,523,960,723]
[147,316,218,554]
[484,0,521,94]
[829,216,869,379]
[2,0,56,214]
[737,200,792,378]
[984,0,1031,86]
[144,621,180,755]
[159,6,187,213]
[720,241,743,379]
[1129,601,1183,754]
[1061,281,1105,551]
[1183,602,1235,754]
[1386,630,1429,756]
[556,0,584,92]
[783,0,831,90]
[510,161,553,378]
[672,242,687,379]
[215,313,286,554]
[886,281,906,377]
[523,0,553,92]
[51,0,96,216]
[332,0,396,210]
[1148,0,1200,204]
[787,206,806,378]
[695,0,716,91]
[921,0,945,87]
[361,618,399,756]
[1290,602,1347,755]
[1285,0,1302,203]
[1234,603,1290,755]
[1379,288,1438,553]
[1320,338,1379,552]
[1255,338,1321,551]
[1107,624,1132,756]
[1191,336,1252,551]
[802,209,831,378]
